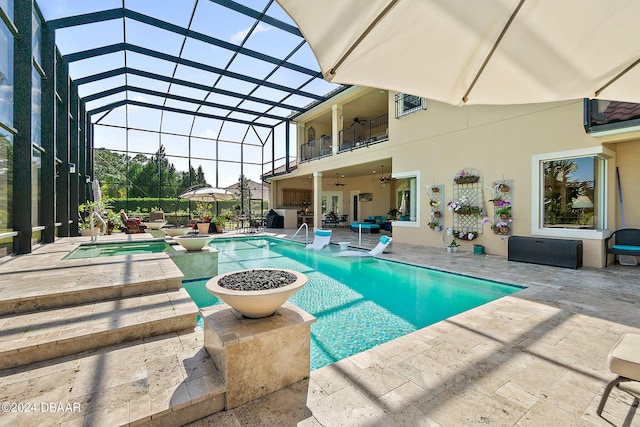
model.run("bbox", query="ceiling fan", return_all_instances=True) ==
[378,165,396,183]
[334,173,346,186]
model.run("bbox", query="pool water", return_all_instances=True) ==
[182,237,523,370]
[64,240,174,259]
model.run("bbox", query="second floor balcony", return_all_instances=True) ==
[339,114,388,152]
[300,135,332,162]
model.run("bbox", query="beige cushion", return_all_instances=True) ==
[608,333,640,380]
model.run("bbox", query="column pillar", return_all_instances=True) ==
[69,82,79,236]
[313,172,323,229]
[13,0,33,254]
[331,104,343,154]
[56,52,70,236]
[41,23,56,243]
[296,122,304,161]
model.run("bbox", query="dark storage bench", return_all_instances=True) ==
[508,236,583,269]
[604,228,640,267]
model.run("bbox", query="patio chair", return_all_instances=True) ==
[306,229,332,249]
[597,333,640,417]
[334,235,392,257]
[149,211,165,222]
[119,210,147,234]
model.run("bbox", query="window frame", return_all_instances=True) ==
[531,146,614,240]
[395,93,427,119]
[391,170,420,228]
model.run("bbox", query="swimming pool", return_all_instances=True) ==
[64,240,174,259]
[183,236,524,370]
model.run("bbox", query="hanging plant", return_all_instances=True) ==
[454,170,480,184]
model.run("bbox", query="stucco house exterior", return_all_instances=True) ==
[265,86,640,268]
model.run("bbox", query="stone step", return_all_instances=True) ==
[0,288,198,370]
[0,248,184,316]
[0,329,226,427]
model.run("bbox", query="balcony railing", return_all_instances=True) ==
[338,114,389,152]
[300,135,332,162]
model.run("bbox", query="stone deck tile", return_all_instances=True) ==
[187,228,640,426]
[0,330,225,427]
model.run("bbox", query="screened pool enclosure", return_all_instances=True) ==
[1,0,344,255]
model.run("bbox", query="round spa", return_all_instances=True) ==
[206,268,307,318]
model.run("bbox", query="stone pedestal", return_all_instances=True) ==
[202,302,316,409]
[168,246,218,280]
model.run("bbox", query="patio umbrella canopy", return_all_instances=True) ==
[276,0,640,105]
[178,187,235,202]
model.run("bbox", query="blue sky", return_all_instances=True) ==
[36,0,338,189]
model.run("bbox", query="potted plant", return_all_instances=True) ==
[195,202,213,233]
[103,208,123,235]
[446,240,460,252]
[453,229,478,241]
[489,195,503,206]
[78,201,105,236]
[447,197,481,215]
[387,208,398,219]
[495,201,512,219]
[431,186,440,193]
[482,216,512,240]
[213,215,226,233]
[453,170,480,184]
[428,221,441,232]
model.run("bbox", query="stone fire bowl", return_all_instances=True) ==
[143,221,166,230]
[161,227,191,237]
[206,268,308,318]
[173,234,214,251]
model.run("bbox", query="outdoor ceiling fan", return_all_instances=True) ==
[334,173,346,186]
[378,165,396,183]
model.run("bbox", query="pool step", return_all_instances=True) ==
[0,250,184,316]
[0,329,226,426]
[0,288,198,370]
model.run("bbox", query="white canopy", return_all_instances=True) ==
[178,187,235,202]
[276,0,640,105]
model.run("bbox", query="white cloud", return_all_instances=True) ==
[197,128,220,140]
[231,23,270,44]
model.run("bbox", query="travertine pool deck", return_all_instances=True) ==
[0,230,639,426]
[192,228,640,426]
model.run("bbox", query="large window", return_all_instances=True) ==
[392,171,420,228]
[0,6,13,255]
[0,20,13,125]
[321,191,343,215]
[543,157,599,229]
[532,147,612,238]
[0,127,12,233]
